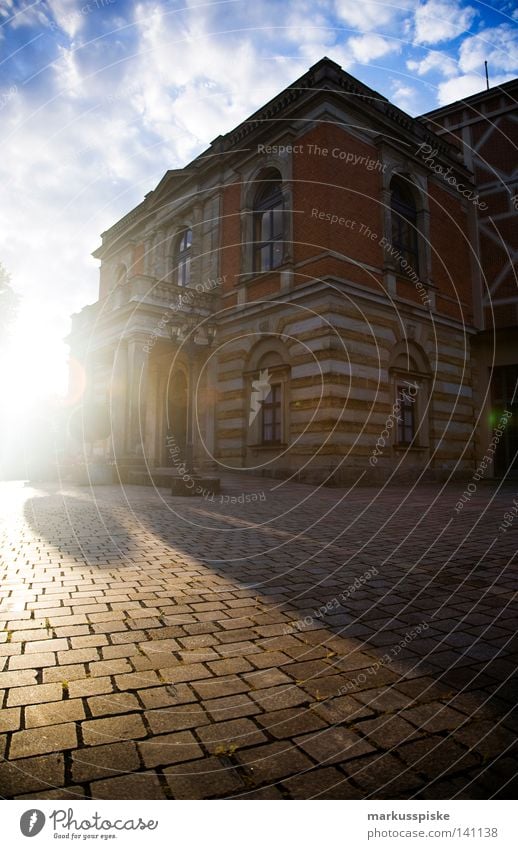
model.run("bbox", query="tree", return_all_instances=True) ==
[0,263,19,340]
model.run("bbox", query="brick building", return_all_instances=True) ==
[68,57,516,485]
[424,79,518,478]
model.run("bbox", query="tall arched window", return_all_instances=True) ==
[391,177,419,274]
[253,171,284,272]
[175,228,192,286]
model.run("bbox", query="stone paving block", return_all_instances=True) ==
[89,772,166,800]
[0,752,65,797]
[71,741,140,783]
[196,718,267,752]
[88,658,132,678]
[282,767,363,800]
[115,670,161,690]
[295,727,375,765]
[156,663,211,685]
[400,702,467,733]
[81,713,147,746]
[9,651,56,670]
[70,634,109,649]
[163,756,243,799]
[57,647,99,665]
[137,684,196,709]
[145,704,209,734]
[9,723,78,758]
[203,694,262,721]
[16,785,86,800]
[250,684,309,711]
[25,699,85,728]
[343,752,423,798]
[206,657,254,676]
[256,707,326,739]
[0,707,21,732]
[67,677,114,699]
[236,740,314,784]
[191,676,249,701]
[139,730,203,767]
[87,692,141,716]
[43,664,87,684]
[24,638,69,653]
[7,682,63,707]
[0,670,37,688]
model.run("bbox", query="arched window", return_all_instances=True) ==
[253,171,284,272]
[175,228,192,286]
[391,177,419,274]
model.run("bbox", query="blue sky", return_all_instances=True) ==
[0,0,517,396]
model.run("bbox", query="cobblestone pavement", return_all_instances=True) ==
[0,476,516,800]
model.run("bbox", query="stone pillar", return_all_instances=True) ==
[110,339,128,462]
[126,335,149,459]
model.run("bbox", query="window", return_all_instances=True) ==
[391,177,419,274]
[253,173,284,272]
[396,384,416,445]
[261,383,282,444]
[175,228,192,286]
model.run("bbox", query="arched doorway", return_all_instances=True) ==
[164,370,187,466]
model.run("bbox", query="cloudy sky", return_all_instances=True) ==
[0,0,517,398]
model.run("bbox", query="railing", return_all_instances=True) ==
[70,275,220,336]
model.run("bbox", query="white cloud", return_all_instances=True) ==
[437,71,515,104]
[459,24,518,74]
[335,0,413,32]
[391,80,418,112]
[349,33,400,63]
[407,50,458,76]
[414,0,477,45]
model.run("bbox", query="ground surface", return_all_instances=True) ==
[0,475,516,800]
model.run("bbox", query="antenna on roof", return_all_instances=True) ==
[484,61,490,90]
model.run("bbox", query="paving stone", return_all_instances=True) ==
[283,767,363,799]
[16,785,86,800]
[191,676,249,700]
[163,757,243,799]
[196,718,267,752]
[0,753,64,797]
[71,742,140,782]
[145,704,210,734]
[25,699,86,728]
[250,684,309,711]
[256,707,326,739]
[81,714,147,746]
[295,726,375,765]
[139,731,203,766]
[203,694,262,721]
[67,677,114,698]
[9,723,78,758]
[87,692,141,717]
[137,684,196,709]
[236,740,314,783]
[0,707,21,732]
[7,683,63,707]
[90,772,166,800]
[343,752,423,798]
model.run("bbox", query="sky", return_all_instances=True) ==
[0,0,517,404]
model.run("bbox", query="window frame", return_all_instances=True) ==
[390,178,420,275]
[253,179,284,273]
[396,383,417,445]
[261,382,282,445]
[175,228,193,287]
